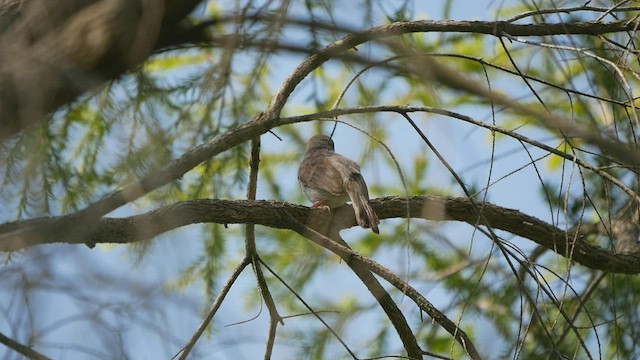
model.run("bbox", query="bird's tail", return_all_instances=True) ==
[346,174,380,234]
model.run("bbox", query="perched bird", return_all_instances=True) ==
[298,135,380,234]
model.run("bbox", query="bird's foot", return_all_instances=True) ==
[311,201,331,212]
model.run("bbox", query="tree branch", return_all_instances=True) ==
[244,136,283,359]
[325,228,422,358]
[285,212,480,359]
[385,40,640,169]
[0,0,201,142]
[176,256,251,360]
[2,196,639,274]
[0,330,51,360]
[22,15,634,250]
[264,18,640,119]
[289,104,640,205]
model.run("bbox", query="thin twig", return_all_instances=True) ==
[282,104,640,205]
[555,272,607,348]
[285,212,481,360]
[398,111,591,358]
[505,5,640,23]
[389,41,640,168]
[245,136,283,360]
[258,258,359,359]
[29,17,639,240]
[176,257,251,360]
[330,231,422,359]
[501,32,640,129]
[0,331,51,360]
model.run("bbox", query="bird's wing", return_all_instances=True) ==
[311,156,346,195]
[298,154,348,196]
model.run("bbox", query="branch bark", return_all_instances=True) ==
[1,195,639,274]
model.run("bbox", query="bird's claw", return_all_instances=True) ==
[311,202,331,212]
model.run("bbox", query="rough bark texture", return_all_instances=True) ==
[2,195,639,274]
[0,0,201,142]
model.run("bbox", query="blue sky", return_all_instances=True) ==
[1,1,601,359]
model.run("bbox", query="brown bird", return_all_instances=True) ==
[298,135,380,234]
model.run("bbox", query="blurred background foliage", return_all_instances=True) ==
[2,0,640,359]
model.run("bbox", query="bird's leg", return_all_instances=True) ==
[311,201,331,212]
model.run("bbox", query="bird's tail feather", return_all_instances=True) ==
[346,174,380,234]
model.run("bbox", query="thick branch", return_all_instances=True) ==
[326,230,422,358]
[66,16,640,228]
[0,0,201,142]
[1,196,639,274]
[291,220,480,359]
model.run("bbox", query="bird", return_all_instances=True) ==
[297,134,380,234]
